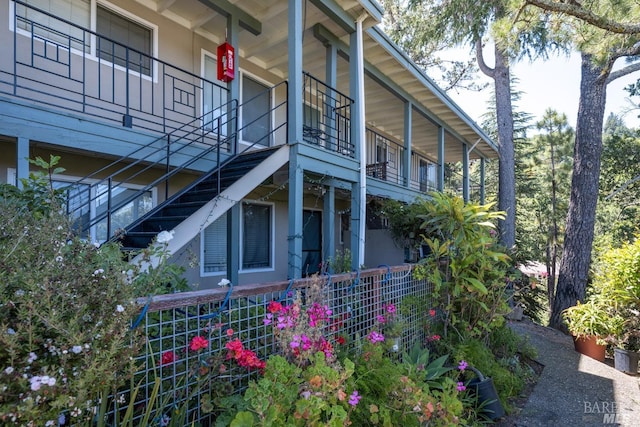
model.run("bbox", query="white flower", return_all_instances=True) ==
[93,268,104,276]
[7,328,15,335]
[217,278,231,287]
[4,367,14,375]
[45,376,56,386]
[116,304,125,313]
[14,289,24,297]
[29,376,42,391]
[45,421,54,426]
[156,230,174,244]
[71,346,82,354]
[27,352,37,364]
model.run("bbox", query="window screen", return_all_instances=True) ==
[203,213,228,273]
[96,5,152,75]
[242,203,271,269]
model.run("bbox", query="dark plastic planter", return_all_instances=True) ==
[468,367,505,420]
[613,348,639,374]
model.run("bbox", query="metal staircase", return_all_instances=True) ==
[67,81,288,251]
[118,146,281,250]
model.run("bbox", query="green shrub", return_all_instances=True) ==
[413,193,511,342]
[0,164,146,424]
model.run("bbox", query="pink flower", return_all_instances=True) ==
[427,334,440,342]
[226,328,234,337]
[367,331,385,344]
[160,351,176,365]
[429,309,436,317]
[457,381,466,392]
[263,313,273,325]
[385,303,396,314]
[348,390,361,406]
[458,360,468,371]
[376,314,386,324]
[189,336,208,352]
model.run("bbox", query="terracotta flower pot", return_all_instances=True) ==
[572,335,606,362]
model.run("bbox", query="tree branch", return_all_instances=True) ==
[524,0,640,34]
[607,61,640,84]
[475,38,495,78]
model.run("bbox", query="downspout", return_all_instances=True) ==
[356,13,367,269]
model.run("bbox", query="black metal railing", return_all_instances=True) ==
[3,0,228,135]
[365,128,405,184]
[66,99,238,241]
[302,72,354,157]
[66,80,288,242]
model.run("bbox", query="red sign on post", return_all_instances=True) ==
[217,42,235,82]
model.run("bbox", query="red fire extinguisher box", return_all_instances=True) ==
[217,42,235,82]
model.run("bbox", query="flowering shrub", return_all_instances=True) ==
[0,158,194,425]
[0,164,147,425]
[222,279,359,425]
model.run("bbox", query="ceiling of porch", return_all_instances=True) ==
[138,0,497,162]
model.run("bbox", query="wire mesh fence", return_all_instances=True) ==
[111,264,435,425]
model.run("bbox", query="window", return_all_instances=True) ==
[14,0,90,51]
[202,212,228,274]
[303,104,322,144]
[419,159,436,192]
[53,178,154,243]
[241,75,271,146]
[96,4,152,75]
[242,202,272,269]
[12,0,155,76]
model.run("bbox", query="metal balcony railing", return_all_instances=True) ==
[365,128,405,185]
[302,72,354,157]
[66,81,288,242]
[3,0,228,135]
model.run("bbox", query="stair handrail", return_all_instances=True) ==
[67,99,238,238]
[116,80,289,239]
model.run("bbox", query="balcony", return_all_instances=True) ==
[1,1,228,136]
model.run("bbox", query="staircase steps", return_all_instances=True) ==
[119,147,280,251]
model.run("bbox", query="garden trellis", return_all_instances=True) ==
[116,264,435,425]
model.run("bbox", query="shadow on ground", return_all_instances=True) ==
[496,320,639,427]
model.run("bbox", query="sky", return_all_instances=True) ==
[444,52,640,131]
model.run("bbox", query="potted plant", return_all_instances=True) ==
[608,309,640,374]
[563,300,618,362]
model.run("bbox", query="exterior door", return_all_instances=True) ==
[302,210,322,276]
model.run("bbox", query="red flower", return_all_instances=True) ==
[267,301,284,313]
[429,309,436,317]
[160,351,176,365]
[225,338,244,359]
[189,336,208,352]
[337,336,346,345]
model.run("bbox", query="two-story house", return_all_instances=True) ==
[0,0,498,288]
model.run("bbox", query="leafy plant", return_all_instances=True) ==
[413,192,511,342]
[0,163,146,425]
[562,300,621,340]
